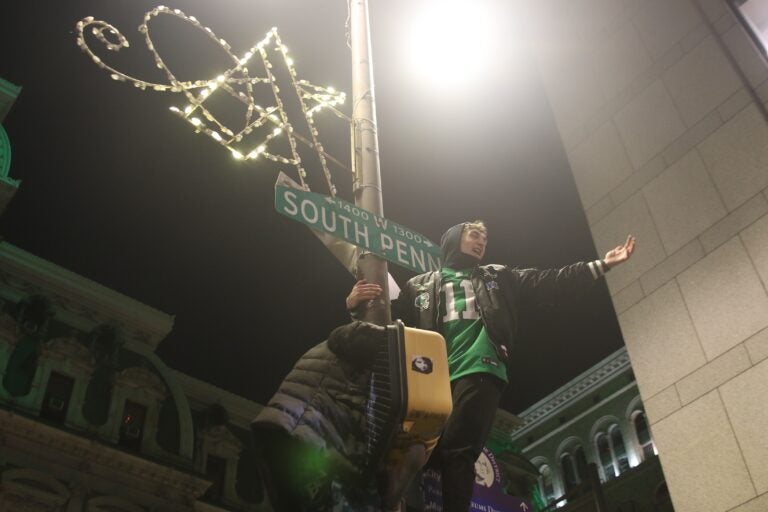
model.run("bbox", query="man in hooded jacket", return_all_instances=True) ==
[251,321,388,511]
[347,221,635,512]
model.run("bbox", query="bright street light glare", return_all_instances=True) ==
[404,0,498,91]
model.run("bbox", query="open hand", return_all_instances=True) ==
[604,235,636,269]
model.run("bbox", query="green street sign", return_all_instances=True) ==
[275,183,441,273]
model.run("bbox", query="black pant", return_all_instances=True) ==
[434,373,505,512]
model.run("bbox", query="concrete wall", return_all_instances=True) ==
[529,1,768,511]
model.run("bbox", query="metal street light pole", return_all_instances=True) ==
[350,0,391,326]
[351,9,425,510]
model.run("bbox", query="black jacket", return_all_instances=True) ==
[251,322,385,479]
[392,261,606,363]
[390,221,608,366]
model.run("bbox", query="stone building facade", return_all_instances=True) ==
[0,82,272,510]
[0,242,271,511]
[526,1,768,511]
[505,347,670,511]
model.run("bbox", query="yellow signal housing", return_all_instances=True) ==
[387,323,453,463]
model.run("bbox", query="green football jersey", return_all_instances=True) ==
[440,268,508,383]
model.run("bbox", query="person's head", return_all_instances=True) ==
[459,221,488,261]
[440,220,488,269]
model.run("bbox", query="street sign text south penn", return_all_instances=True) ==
[275,184,441,274]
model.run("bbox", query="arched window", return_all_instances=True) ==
[537,464,556,504]
[39,371,75,423]
[561,453,578,491]
[611,425,630,474]
[596,433,614,479]
[560,445,586,491]
[594,424,629,480]
[633,411,657,461]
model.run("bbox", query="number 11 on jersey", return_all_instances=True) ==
[442,280,480,323]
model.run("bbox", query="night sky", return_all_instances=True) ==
[0,0,626,413]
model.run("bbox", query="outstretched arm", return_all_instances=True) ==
[518,235,637,305]
[603,234,636,269]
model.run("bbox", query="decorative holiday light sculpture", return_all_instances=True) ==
[76,6,347,195]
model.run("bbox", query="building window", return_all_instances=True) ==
[39,371,74,423]
[119,400,147,451]
[633,410,657,461]
[561,453,578,491]
[560,445,586,491]
[595,424,630,481]
[596,433,614,479]
[729,0,768,63]
[611,426,630,474]
[204,455,228,501]
[538,464,556,504]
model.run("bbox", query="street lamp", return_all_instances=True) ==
[403,0,499,91]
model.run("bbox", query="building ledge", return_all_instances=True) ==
[0,242,174,350]
[510,348,631,439]
[0,408,211,507]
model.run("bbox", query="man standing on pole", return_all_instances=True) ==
[347,221,636,512]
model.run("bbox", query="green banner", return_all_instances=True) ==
[275,184,441,274]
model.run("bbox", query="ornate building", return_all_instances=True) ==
[500,348,672,511]
[0,242,272,512]
[0,72,277,512]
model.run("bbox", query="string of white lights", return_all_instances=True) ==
[76,6,347,195]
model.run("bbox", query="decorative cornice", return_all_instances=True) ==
[40,337,96,373]
[201,425,244,458]
[521,381,638,454]
[0,409,211,499]
[508,348,632,440]
[116,367,168,400]
[172,370,263,429]
[490,408,525,440]
[1,468,70,505]
[0,243,174,350]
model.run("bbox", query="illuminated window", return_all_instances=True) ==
[594,424,630,481]
[633,411,657,461]
[538,464,556,504]
[560,445,586,491]
[119,400,147,451]
[39,372,74,423]
[729,0,768,62]
[596,433,614,479]
[611,426,630,474]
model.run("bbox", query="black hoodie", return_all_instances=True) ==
[440,223,482,270]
